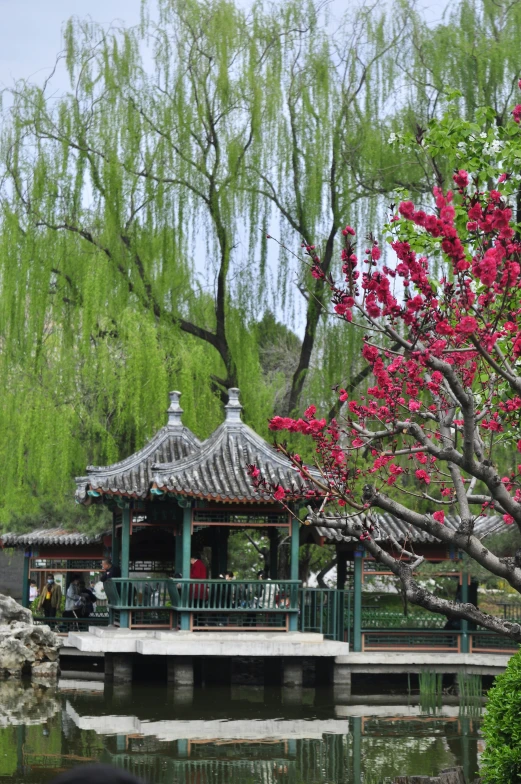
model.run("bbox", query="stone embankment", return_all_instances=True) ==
[0,595,59,679]
[393,767,479,783]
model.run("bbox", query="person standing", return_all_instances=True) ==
[63,576,82,618]
[29,580,38,602]
[189,553,207,605]
[99,559,121,583]
[38,575,62,618]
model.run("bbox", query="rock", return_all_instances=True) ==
[0,595,32,626]
[0,596,60,678]
[0,637,34,674]
[32,661,59,678]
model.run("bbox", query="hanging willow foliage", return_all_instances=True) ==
[1,0,521,524]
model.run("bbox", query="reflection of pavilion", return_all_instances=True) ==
[65,702,348,740]
[63,694,481,784]
[66,701,351,784]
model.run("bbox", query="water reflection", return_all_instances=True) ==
[0,680,481,783]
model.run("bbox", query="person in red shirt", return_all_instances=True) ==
[189,553,207,604]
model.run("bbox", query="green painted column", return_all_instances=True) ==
[218,528,229,576]
[461,568,469,653]
[112,513,120,568]
[211,528,220,578]
[181,505,192,631]
[289,518,300,631]
[21,549,30,608]
[353,548,363,652]
[119,507,131,628]
[175,525,183,576]
[337,547,347,590]
[269,528,278,579]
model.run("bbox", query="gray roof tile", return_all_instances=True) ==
[313,513,504,545]
[75,392,201,502]
[1,528,104,547]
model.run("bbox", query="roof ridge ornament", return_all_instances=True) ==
[167,390,183,427]
[225,387,242,424]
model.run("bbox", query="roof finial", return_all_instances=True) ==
[225,387,242,424]
[167,391,183,427]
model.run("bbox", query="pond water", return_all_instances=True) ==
[0,680,481,783]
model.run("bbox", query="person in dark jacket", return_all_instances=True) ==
[51,763,144,783]
[100,560,121,583]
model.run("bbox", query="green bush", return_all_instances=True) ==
[481,650,521,783]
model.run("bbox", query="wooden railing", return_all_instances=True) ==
[33,614,110,634]
[104,578,171,609]
[299,588,351,642]
[105,578,300,631]
[168,579,299,611]
[169,579,299,631]
[102,579,521,649]
[362,628,519,653]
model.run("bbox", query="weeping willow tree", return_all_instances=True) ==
[2,0,521,525]
[0,0,403,522]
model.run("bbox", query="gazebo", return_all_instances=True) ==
[2,387,514,657]
[74,389,306,632]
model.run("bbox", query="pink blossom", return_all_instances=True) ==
[513,105,521,123]
[433,511,445,524]
[342,225,356,236]
[456,316,478,334]
[351,438,364,448]
[399,201,415,219]
[408,400,421,411]
[498,173,509,183]
[339,389,349,402]
[273,486,286,501]
[304,405,317,419]
[503,514,514,525]
[415,469,430,484]
[453,170,469,189]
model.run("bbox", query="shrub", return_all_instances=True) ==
[481,650,521,783]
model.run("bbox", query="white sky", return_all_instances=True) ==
[0,0,451,90]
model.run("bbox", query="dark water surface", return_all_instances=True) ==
[0,680,481,783]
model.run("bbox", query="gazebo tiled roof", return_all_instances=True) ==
[1,528,104,547]
[310,512,504,546]
[75,392,201,502]
[152,389,309,503]
[75,388,310,505]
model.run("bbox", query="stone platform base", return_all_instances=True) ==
[335,651,513,676]
[67,628,350,657]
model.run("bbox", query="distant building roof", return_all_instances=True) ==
[1,528,104,547]
[76,388,310,505]
[75,391,201,503]
[308,512,504,546]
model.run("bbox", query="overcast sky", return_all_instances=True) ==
[0,0,450,90]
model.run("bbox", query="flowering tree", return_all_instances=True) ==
[249,88,521,642]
